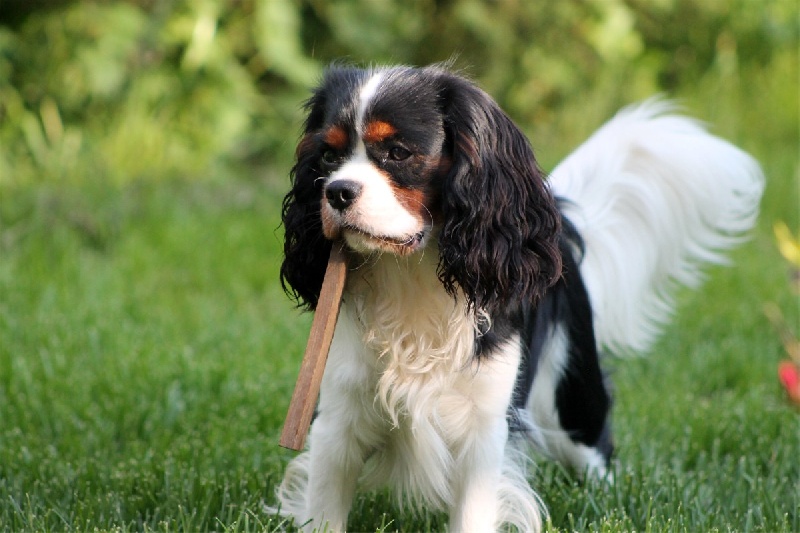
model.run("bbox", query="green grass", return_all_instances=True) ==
[1,123,798,531]
[0,177,305,531]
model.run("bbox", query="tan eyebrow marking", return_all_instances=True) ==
[323,125,349,150]
[363,120,397,143]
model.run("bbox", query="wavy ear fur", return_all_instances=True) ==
[436,73,562,314]
[280,87,331,311]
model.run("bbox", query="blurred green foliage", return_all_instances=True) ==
[0,0,797,187]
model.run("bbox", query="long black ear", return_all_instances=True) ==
[436,73,562,314]
[280,88,331,311]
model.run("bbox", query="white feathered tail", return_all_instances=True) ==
[549,100,765,354]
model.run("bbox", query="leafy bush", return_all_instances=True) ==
[1,2,262,185]
[0,0,796,187]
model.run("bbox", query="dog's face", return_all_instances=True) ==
[305,69,450,256]
[281,65,562,312]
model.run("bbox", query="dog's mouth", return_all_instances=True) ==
[341,226,428,256]
[320,202,431,256]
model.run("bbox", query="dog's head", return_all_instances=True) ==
[281,65,561,313]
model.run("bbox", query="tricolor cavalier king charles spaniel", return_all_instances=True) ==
[275,65,764,532]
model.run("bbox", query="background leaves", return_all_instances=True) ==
[0,0,796,187]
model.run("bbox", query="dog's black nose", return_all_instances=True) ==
[325,180,362,211]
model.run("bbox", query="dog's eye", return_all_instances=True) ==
[388,146,412,162]
[321,149,339,166]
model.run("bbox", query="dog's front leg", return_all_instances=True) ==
[448,418,508,533]
[448,343,525,533]
[301,413,365,532]
[300,307,374,532]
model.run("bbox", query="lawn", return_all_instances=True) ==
[1,114,798,531]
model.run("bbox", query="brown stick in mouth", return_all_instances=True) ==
[279,243,348,451]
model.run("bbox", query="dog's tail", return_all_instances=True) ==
[549,100,764,354]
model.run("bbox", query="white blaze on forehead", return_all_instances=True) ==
[356,72,384,134]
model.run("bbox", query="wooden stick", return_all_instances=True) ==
[279,244,348,451]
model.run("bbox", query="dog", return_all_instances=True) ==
[275,64,764,532]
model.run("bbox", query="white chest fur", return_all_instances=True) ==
[317,251,521,508]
